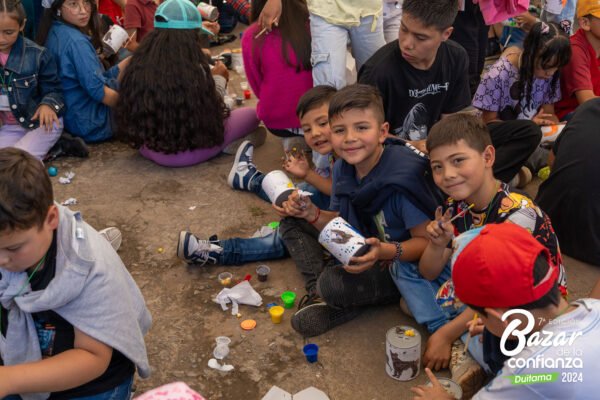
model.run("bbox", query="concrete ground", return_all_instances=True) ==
[49,33,600,400]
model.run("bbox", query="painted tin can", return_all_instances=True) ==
[426,378,463,399]
[197,2,219,21]
[318,217,370,266]
[385,325,421,381]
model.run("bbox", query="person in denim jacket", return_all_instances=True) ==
[37,0,130,143]
[0,0,64,160]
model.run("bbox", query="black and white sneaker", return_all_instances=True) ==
[177,231,223,265]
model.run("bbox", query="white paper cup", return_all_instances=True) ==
[197,2,219,21]
[102,25,129,55]
[318,217,370,265]
[261,170,295,206]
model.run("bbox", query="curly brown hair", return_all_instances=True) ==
[116,29,230,154]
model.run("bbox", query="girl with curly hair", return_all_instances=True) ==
[241,0,312,141]
[37,0,130,143]
[116,0,260,167]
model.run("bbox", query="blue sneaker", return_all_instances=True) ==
[227,140,261,191]
[177,231,223,265]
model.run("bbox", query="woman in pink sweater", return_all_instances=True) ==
[241,0,313,142]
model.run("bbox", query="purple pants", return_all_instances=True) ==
[140,107,260,167]
[0,119,63,160]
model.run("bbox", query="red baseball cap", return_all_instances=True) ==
[452,223,558,308]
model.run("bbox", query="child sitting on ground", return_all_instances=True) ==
[279,84,440,337]
[116,0,260,168]
[241,0,313,146]
[228,85,336,210]
[413,223,599,399]
[0,0,64,160]
[0,148,151,399]
[176,86,336,283]
[555,0,600,120]
[409,114,567,398]
[473,21,571,181]
[38,0,130,143]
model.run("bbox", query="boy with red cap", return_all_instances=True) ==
[405,113,568,397]
[555,0,600,120]
[412,223,599,399]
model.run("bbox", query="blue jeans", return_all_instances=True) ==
[310,13,385,88]
[389,261,463,333]
[250,174,331,210]
[3,375,133,400]
[218,229,288,265]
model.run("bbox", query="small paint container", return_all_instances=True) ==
[235,96,244,106]
[218,272,233,287]
[281,291,296,309]
[426,378,463,399]
[244,89,251,99]
[269,305,284,324]
[385,325,421,381]
[256,265,270,282]
[303,343,319,363]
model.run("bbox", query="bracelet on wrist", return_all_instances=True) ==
[308,207,321,224]
[392,241,404,261]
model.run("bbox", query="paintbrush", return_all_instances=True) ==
[438,203,475,228]
[463,312,479,355]
[255,19,278,39]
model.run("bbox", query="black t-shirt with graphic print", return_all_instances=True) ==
[359,39,471,140]
[0,233,134,399]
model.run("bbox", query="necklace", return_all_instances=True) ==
[0,253,47,333]
[464,180,500,231]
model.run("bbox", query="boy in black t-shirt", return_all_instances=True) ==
[0,148,150,399]
[414,114,567,398]
[359,0,541,185]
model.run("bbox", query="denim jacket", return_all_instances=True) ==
[2,35,64,130]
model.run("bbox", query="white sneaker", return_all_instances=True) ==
[99,227,122,251]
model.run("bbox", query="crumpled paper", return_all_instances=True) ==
[213,280,262,315]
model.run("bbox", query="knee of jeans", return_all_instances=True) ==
[311,52,344,88]
[278,217,302,237]
[389,260,421,280]
[316,268,345,308]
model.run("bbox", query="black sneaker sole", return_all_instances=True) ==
[291,303,359,337]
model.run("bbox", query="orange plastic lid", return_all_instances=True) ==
[240,319,257,330]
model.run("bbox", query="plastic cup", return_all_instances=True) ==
[240,81,249,91]
[256,265,271,282]
[281,291,296,309]
[218,272,232,287]
[303,343,319,363]
[269,306,284,324]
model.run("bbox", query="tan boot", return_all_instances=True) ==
[450,340,486,399]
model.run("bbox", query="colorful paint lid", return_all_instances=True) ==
[240,319,257,330]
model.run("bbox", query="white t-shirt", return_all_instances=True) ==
[474,299,600,400]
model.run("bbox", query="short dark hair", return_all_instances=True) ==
[296,85,337,119]
[328,84,385,124]
[468,253,561,317]
[0,148,53,232]
[426,113,492,154]
[402,0,459,30]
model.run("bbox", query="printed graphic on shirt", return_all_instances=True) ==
[35,319,56,358]
[408,82,450,99]
[393,103,429,140]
